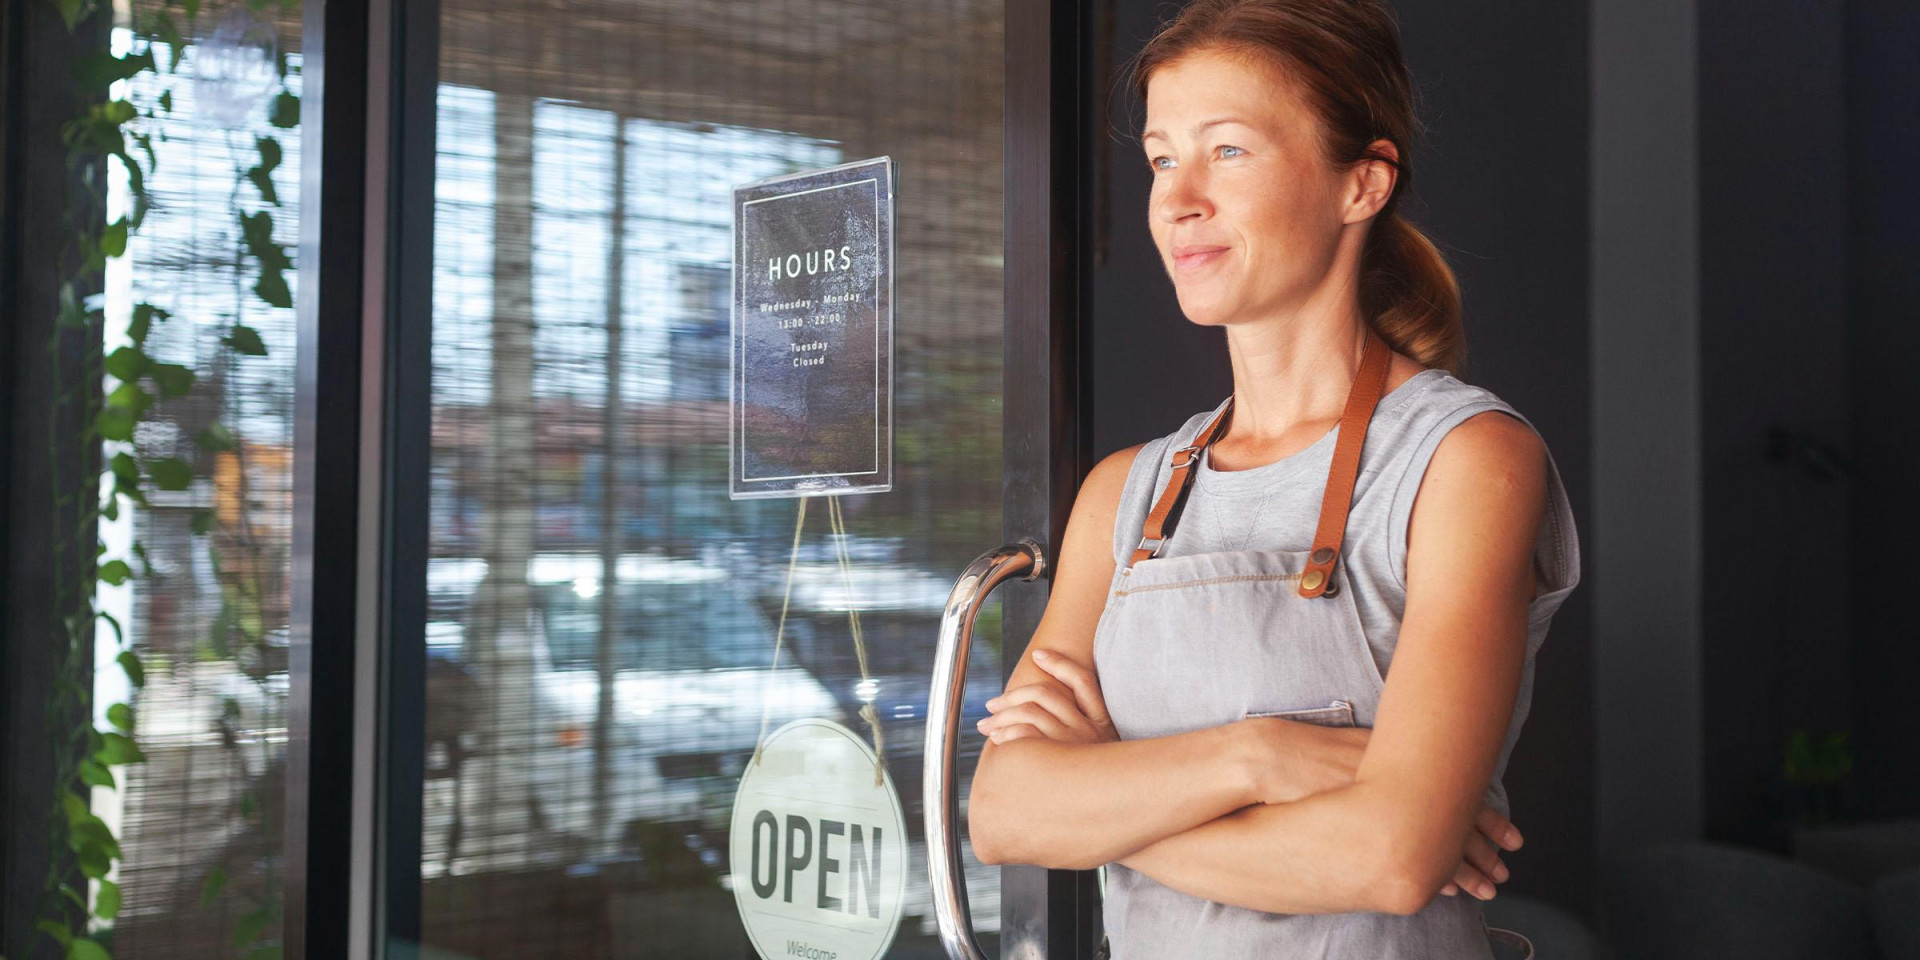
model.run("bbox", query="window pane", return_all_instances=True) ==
[91,9,304,958]
[417,0,1005,956]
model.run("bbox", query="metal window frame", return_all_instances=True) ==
[285,0,434,951]
[286,0,1097,956]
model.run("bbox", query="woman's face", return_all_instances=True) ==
[1142,49,1367,328]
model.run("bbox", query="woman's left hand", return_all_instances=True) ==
[976,649,1120,746]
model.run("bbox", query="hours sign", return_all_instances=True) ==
[731,157,896,499]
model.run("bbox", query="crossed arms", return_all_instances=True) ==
[965,411,1548,917]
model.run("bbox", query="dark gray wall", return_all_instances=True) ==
[1089,0,1596,916]
[1845,0,1920,827]
[1591,0,1705,871]
[1698,0,1852,849]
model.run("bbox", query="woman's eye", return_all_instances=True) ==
[1150,156,1174,171]
[1219,144,1246,158]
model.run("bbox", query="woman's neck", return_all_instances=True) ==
[1220,308,1370,446]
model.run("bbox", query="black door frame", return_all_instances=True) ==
[1001,0,1102,956]
[286,0,1101,956]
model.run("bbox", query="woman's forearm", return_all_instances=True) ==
[967,722,1262,870]
[1115,781,1438,916]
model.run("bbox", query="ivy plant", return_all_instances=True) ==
[19,0,300,957]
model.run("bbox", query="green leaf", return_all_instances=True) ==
[59,882,88,910]
[254,270,292,309]
[209,607,233,659]
[104,346,146,382]
[269,90,300,128]
[190,509,214,535]
[36,919,73,948]
[98,560,132,586]
[234,905,271,948]
[159,89,174,113]
[70,818,121,860]
[62,791,91,828]
[103,99,136,125]
[105,381,152,418]
[98,731,146,765]
[224,324,268,356]
[107,702,134,731]
[67,939,110,960]
[196,423,236,452]
[158,15,186,72]
[129,303,154,344]
[101,217,129,258]
[97,610,125,646]
[53,0,88,30]
[73,48,154,89]
[68,938,111,960]
[76,843,110,880]
[247,166,278,205]
[110,451,139,483]
[96,406,135,443]
[249,136,283,204]
[118,650,146,689]
[78,758,116,789]
[95,879,123,921]
[200,864,229,906]
[148,456,193,491]
[149,361,196,397]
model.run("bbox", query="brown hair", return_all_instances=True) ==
[1127,0,1466,374]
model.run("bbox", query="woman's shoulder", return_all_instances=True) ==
[1376,369,1547,450]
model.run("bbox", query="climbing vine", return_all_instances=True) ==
[17,0,299,957]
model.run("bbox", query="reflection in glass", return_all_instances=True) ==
[418,0,1005,955]
[90,15,303,959]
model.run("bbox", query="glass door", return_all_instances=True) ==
[384,0,1087,956]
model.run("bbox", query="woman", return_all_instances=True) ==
[964,1,1582,957]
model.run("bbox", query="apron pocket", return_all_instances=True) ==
[1245,699,1356,728]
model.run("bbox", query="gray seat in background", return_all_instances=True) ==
[1873,866,1920,960]
[1599,841,1874,960]
[1483,894,1609,960]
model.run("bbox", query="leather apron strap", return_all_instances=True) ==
[1129,326,1394,600]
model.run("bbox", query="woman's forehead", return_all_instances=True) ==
[1143,53,1304,137]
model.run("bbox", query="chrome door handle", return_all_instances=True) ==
[924,539,1046,960]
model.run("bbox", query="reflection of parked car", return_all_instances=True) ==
[520,554,846,855]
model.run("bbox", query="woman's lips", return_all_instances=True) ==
[1173,245,1229,272]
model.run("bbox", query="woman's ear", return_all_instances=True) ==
[1344,138,1400,223]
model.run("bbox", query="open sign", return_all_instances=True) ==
[730,719,907,960]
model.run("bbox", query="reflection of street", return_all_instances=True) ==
[102,661,288,959]
[410,551,1006,956]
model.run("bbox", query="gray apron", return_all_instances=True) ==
[1091,329,1535,960]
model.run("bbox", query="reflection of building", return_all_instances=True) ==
[429,398,769,552]
[667,264,729,403]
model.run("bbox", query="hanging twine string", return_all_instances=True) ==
[751,495,810,769]
[827,493,886,786]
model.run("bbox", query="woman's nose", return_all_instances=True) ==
[1155,170,1212,224]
